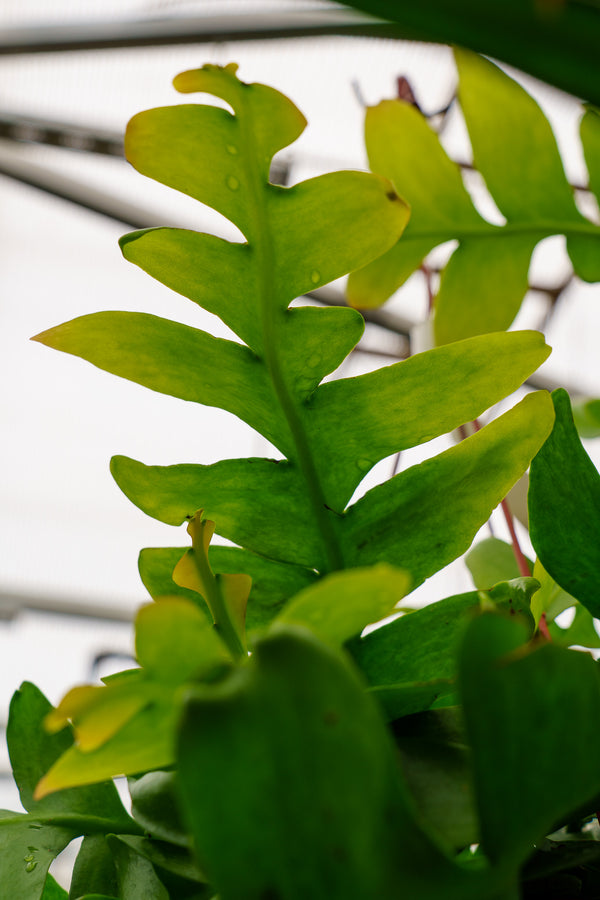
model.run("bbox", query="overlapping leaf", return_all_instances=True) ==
[33,63,554,603]
[337,0,600,107]
[0,683,138,900]
[347,50,600,345]
[529,389,600,618]
[460,613,600,867]
[176,625,513,899]
[35,596,228,797]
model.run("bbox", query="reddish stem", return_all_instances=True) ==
[500,498,531,578]
[538,613,551,641]
[420,264,435,314]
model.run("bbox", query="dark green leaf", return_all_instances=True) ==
[107,835,169,900]
[69,836,118,900]
[353,577,537,689]
[581,106,600,207]
[129,772,189,848]
[113,835,205,884]
[337,0,600,107]
[42,875,68,899]
[460,613,600,866]
[0,811,73,900]
[176,626,498,899]
[352,591,477,688]
[369,679,455,721]
[7,683,131,825]
[341,391,554,586]
[392,709,478,850]
[529,389,600,617]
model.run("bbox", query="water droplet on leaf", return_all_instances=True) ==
[310,270,320,284]
[25,861,37,873]
[226,144,238,155]
[226,175,240,191]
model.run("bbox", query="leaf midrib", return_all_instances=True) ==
[237,92,344,574]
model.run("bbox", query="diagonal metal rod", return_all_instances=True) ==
[0,8,401,56]
[0,146,585,397]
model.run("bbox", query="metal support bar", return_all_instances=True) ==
[0,145,585,398]
[0,8,399,56]
[0,588,134,623]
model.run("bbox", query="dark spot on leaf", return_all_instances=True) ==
[386,190,398,201]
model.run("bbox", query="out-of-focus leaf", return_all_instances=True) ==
[138,546,316,631]
[176,625,508,899]
[114,835,206,884]
[348,50,600,342]
[529,389,600,617]
[434,236,537,346]
[392,709,478,850]
[107,835,169,900]
[35,702,178,799]
[460,613,600,867]
[35,594,227,798]
[352,577,536,689]
[582,106,600,205]
[275,563,410,644]
[129,772,189,848]
[308,330,550,509]
[336,0,600,109]
[8,683,130,825]
[549,604,600,649]
[346,237,433,309]
[456,50,581,225]
[1,685,139,899]
[370,679,455,721]
[135,599,228,683]
[572,396,600,438]
[530,558,577,627]
[466,537,528,590]
[69,836,118,900]
[352,592,477,688]
[341,392,554,587]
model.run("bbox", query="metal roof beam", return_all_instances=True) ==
[0,8,399,56]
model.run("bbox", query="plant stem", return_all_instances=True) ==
[470,418,531,578]
[189,520,247,662]
[500,498,531,577]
